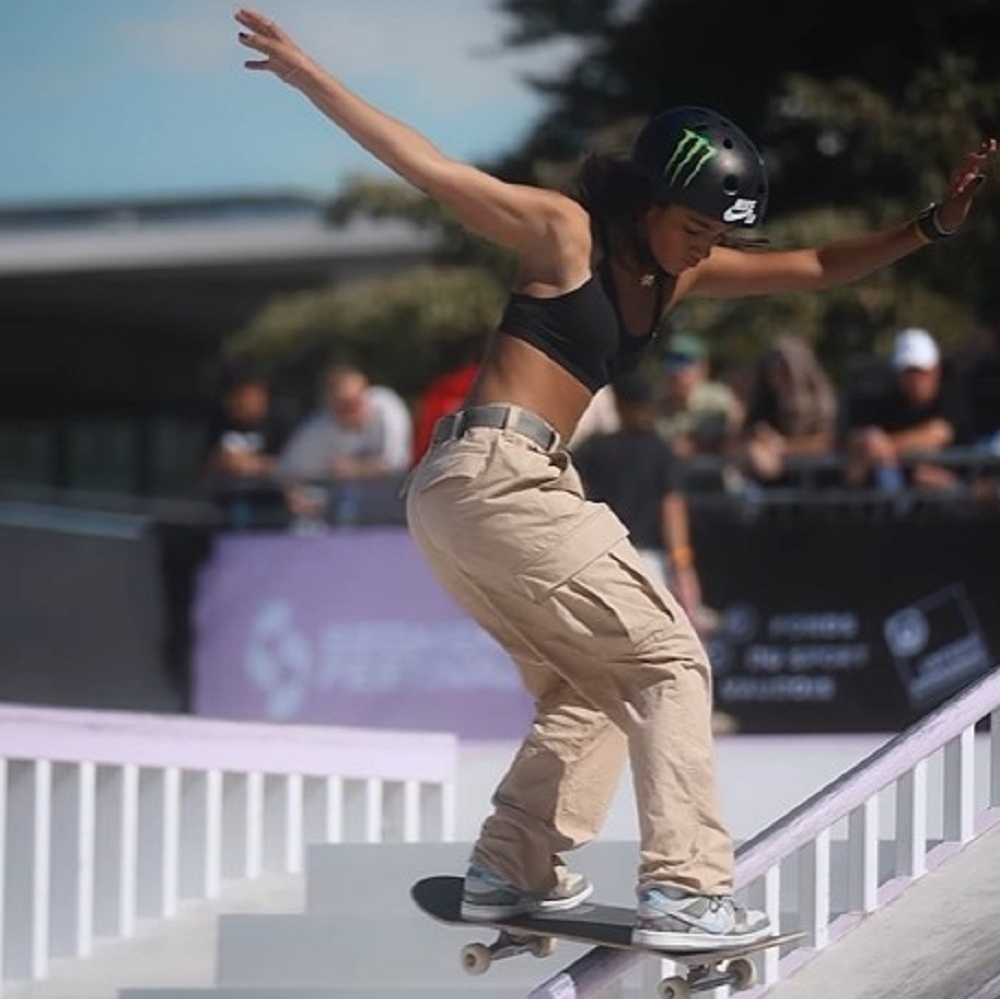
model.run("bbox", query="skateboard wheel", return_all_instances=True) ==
[728,956,757,989]
[532,936,557,958]
[657,976,691,999]
[460,943,492,975]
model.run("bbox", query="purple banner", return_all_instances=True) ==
[192,528,532,739]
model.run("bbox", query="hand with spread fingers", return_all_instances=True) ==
[934,138,997,233]
[236,8,313,86]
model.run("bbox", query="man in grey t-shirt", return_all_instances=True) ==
[279,363,412,481]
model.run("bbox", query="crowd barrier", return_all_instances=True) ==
[192,500,1000,736]
[2,457,998,735]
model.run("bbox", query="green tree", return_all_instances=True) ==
[494,0,1000,370]
[226,265,506,406]
[228,0,1000,387]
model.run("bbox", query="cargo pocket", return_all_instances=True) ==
[407,439,491,497]
[406,439,494,552]
[517,528,685,659]
[515,509,628,603]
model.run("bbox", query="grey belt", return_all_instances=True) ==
[432,404,561,452]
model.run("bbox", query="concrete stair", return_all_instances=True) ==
[122,992,536,999]
[115,835,918,999]
[98,734,909,999]
[119,841,653,999]
[303,840,638,912]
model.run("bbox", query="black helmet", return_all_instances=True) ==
[629,106,768,227]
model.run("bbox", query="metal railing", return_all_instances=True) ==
[0,705,456,990]
[528,664,1000,999]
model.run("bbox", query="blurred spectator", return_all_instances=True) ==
[569,384,621,449]
[573,371,716,635]
[411,334,483,465]
[843,327,970,489]
[280,362,412,481]
[656,333,743,458]
[961,313,1000,450]
[203,364,291,528]
[279,363,412,528]
[204,364,288,479]
[739,336,837,483]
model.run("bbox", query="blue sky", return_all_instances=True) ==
[1,0,578,207]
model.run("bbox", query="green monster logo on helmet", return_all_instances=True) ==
[661,128,718,188]
[630,106,769,226]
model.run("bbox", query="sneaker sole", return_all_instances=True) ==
[632,923,772,952]
[461,882,594,922]
[535,881,594,912]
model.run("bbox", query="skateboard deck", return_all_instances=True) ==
[412,875,804,998]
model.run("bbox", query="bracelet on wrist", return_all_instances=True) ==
[670,545,695,569]
[911,219,932,246]
[915,203,959,243]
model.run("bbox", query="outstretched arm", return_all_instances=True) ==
[685,139,997,301]
[235,9,586,276]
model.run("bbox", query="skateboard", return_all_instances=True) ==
[412,875,804,999]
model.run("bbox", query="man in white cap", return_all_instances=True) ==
[844,327,969,488]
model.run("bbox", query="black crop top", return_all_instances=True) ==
[498,258,664,393]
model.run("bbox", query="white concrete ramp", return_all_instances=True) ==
[765,820,1000,999]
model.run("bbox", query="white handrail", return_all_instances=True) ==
[528,664,1000,999]
[737,666,1000,881]
[0,705,457,989]
[0,705,456,782]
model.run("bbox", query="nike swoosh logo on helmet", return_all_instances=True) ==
[722,199,758,224]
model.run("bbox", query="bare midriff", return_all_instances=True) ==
[464,334,594,443]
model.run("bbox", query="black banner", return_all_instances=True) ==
[694,507,1000,732]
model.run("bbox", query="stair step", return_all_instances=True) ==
[304,839,640,913]
[216,911,594,987]
[122,989,540,999]
[304,841,471,913]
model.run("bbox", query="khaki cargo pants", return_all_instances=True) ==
[405,415,734,896]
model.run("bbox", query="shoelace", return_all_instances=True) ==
[643,890,747,920]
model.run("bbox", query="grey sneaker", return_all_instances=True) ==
[634,885,771,951]
[460,863,593,921]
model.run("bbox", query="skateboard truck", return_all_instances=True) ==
[657,955,757,999]
[461,928,758,998]
[461,929,557,974]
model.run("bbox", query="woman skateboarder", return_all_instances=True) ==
[235,7,995,950]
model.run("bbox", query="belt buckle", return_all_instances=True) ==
[520,413,557,452]
[451,409,469,440]
[433,412,461,446]
[519,411,556,451]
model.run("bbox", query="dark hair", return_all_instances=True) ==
[611,371,655,407]
[611,371,657,431]
[575,147,768,271]
[218,358,268,393]
[575,152,661,273]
